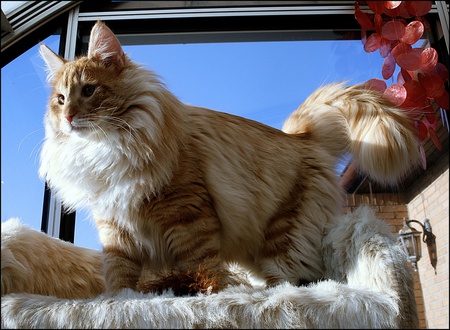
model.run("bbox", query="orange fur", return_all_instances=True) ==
[137,259,232,296]
[1,218,105,298]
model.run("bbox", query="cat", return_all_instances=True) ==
[39,20,421,296]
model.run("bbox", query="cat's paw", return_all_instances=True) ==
[137,266,228,297]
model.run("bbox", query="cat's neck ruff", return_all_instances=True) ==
[40,116,181,221]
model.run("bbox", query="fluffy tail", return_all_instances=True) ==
[282,82,422,185]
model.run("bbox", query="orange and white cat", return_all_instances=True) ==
[39,21,421,295]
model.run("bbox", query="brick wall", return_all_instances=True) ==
[345,149,449,329]
[406,166,449,329]
[344,192,427,329]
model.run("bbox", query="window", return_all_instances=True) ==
[1,34,60,233]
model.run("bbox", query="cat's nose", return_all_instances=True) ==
[64,107,77,123]
[65,115,74,123]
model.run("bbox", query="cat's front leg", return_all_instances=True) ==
[134,187,228,296]
[96,219,142,295]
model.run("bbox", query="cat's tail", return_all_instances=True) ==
[282,82,422,186]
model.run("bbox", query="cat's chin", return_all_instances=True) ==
[61,127,86,137]
[60,122,93,138]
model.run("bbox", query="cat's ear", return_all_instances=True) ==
[88,21,126,68]
[39,44,66,82]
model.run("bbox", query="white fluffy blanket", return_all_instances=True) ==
[1,207,418,329]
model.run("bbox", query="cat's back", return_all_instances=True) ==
[181,105,330,171]
[184,105,306,147]
[177,105,339,265]
[181,104,336,199]
[180,104,335,199]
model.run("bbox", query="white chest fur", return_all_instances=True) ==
[39,131,156,221]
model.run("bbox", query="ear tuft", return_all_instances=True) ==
[87,21,126,68]
[39,44,66,82]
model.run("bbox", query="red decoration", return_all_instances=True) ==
[382,54,396,79]
[396,51,422,71]
[435,90,449,111]
[420,47,438,73]
[354,1,448,156]
[365,78,387,92]
[405,1,432,17]
[381,20,405,40]
[384,83,407,106]
[364,33,382,52]
[401,20,424,45]
[391,42,412,59]
[418,73,445,99]
[367,2,384,15]
[384,1,402,10]
[355,2,374,30]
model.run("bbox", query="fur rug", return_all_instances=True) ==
[1,207,418,329]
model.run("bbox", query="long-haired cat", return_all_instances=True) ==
[39,21,421,295]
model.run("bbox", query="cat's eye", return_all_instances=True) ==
[57,95,65,105]
[82,85,96,97]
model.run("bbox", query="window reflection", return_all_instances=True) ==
[1,35,60,232]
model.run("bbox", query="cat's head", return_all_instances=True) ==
[40,21,147,138]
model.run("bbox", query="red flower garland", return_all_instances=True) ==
[354,1,448,166]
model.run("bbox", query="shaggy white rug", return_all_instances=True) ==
[1,207,418,329]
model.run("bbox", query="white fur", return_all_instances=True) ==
[39,44,65,82]
[1,207,419,329]
[39,96,170,225]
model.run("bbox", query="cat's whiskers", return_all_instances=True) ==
[91,103,140,144]
[18,128,45,153]
[17,127,48,167]
[77,106,138,145]
[89,121,112,145]
[55,131,66,142]
[106,103,120,117]
[30,136,46,166]
[91,106,117,119]
[104,116,140,144]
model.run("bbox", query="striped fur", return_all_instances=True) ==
[39,21,421,295]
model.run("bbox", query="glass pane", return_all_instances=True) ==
[1,1,27,15]
[1,35,60,232]
[124,40,389,127]
[71,39,392,250]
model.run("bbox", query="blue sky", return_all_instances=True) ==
[1,36,392,251]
